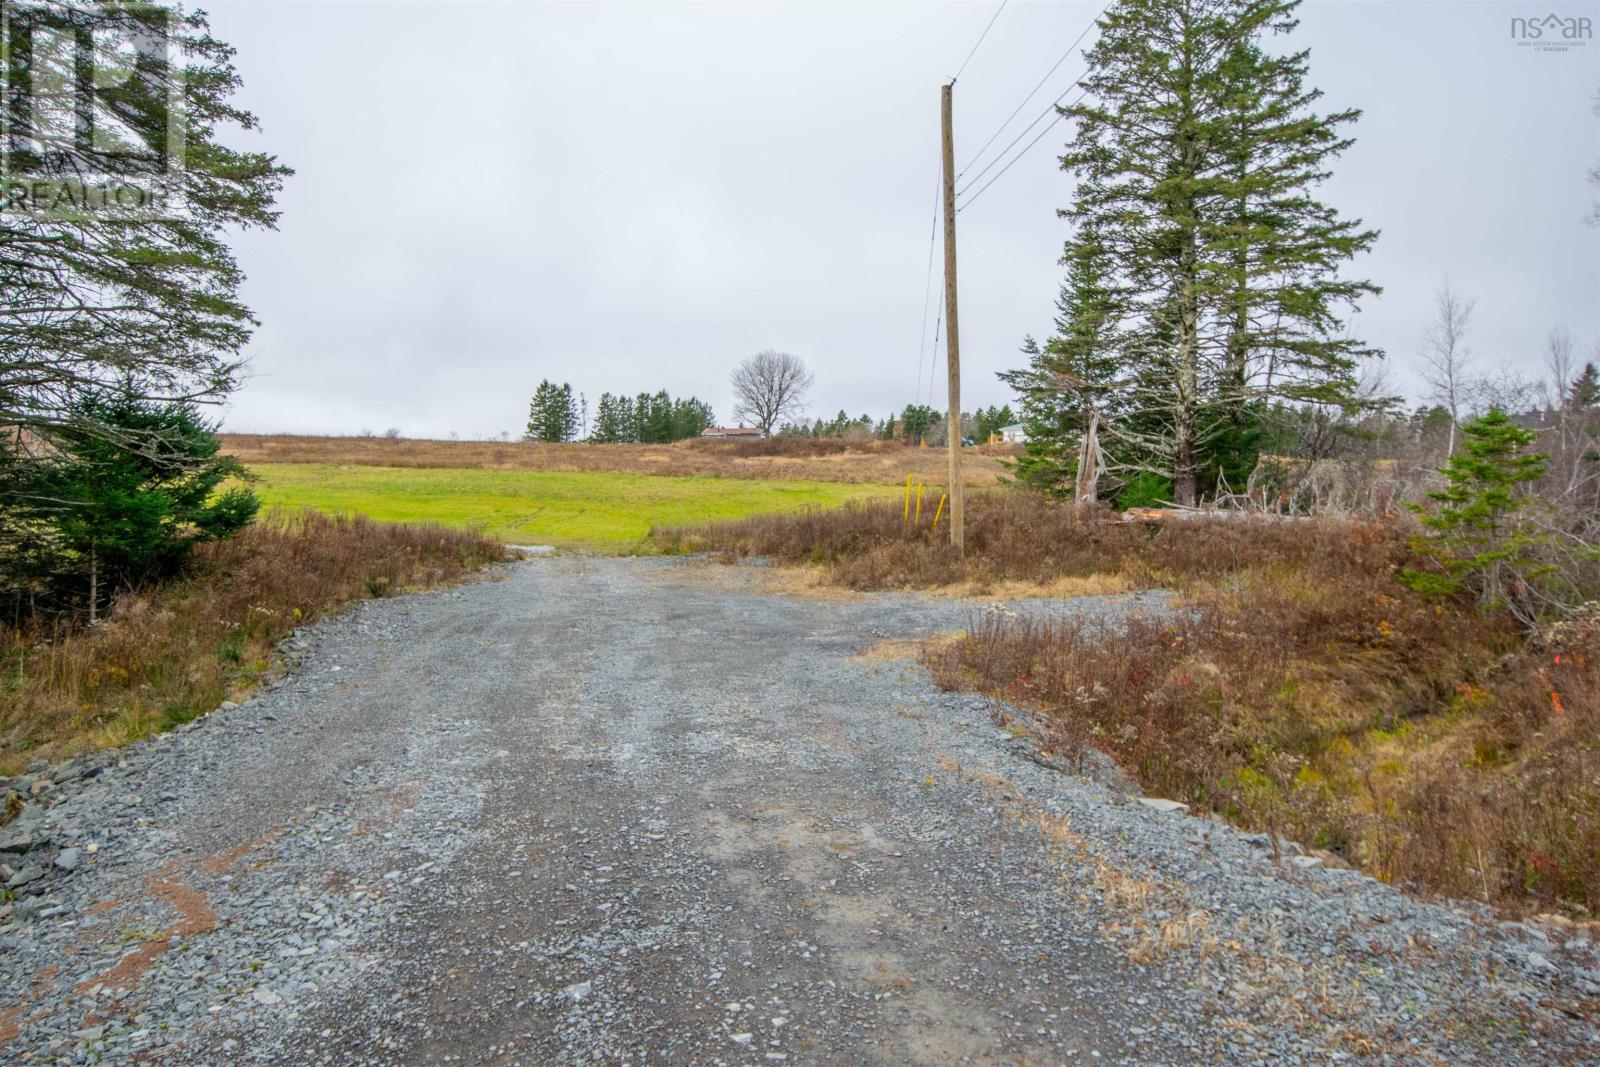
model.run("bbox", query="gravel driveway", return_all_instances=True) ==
[2,556,1597,1065]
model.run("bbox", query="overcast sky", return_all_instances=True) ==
[209,0,1600,439]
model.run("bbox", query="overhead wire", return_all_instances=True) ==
[955,3,1106,179]
[956,83,1091,213]
[951,0,1010,84]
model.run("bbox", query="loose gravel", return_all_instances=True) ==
[1,555,1596,1065]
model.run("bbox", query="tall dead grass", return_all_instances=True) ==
[663,493,1600,914]
[220,433,1014,487]
[0,511,505,773]
[654,490,1367,590]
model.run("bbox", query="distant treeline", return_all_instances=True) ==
[528,383,1020,448]
[780,404,1016,446]
[525,381,714,444]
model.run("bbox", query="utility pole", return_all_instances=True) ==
[940,81,965,551]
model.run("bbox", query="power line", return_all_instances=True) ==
[955,75,1086,201]
[957,84,1090,214]
[927,293,944,408]
[952,0,1009,84]
[956,3,1107,179]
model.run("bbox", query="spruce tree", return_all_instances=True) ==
[900,404,939,445]
[1058,0,1377,504]
[1400,411,1551,625]
[525,381,578,442]
[1567,363,1600,411]
[1000,229,1122,494]
[670,397,714,440]
[6,389,258,619]
[0,3,290,434]
[589,393,625,442]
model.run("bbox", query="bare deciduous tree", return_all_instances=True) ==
[730,351,813,435]
[1468,364,1536,420]
[1417,280,1476,455]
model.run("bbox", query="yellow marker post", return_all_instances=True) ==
[915,483,925,523]
[931,493,947,531]
[903,474,913,522]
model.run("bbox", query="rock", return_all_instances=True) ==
[51,761,85,785]
[5,863,44,890]
[731,1033,754,1045]
[1136,797,1189,814]
[28,780,52,797]
[1523,951,1556,976]
[0,830,35,854]
[253,987,283,1006]
[54,847,82,872]
[1289,855,1323,869]
[564,980,592,1003]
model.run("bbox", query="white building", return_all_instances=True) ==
[996,423,1027,444]
[699,426,766,441]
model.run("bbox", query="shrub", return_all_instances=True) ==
[0,511,504,772]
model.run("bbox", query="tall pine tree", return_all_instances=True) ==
[1057,0,1378,504]
[525,381,578,442]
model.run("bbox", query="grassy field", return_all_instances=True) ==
[248,463,894,548]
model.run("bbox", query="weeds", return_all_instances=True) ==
[0,511,505,773]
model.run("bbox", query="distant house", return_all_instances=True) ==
[700,426,766,441]
[995,423,1027,444]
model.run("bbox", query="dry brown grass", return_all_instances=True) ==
[220,433,1015,487]
[0,511,505,774]
[664,492,1600,915]
[654,489,1349,591]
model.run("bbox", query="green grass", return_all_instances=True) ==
[247,464,893,549]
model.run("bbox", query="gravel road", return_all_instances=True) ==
[3,555,1597,1065]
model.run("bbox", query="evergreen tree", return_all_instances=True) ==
[589,393,628,443]
[1400,411,1551,626]
[614,395,637,442]
[1567,363,1600,411]
[1000,230,1122,494]
[0,4,290,436]
[4,390,258,620]
[1058,0,1377,504]
[670,397,714,440]
[641,391,675,443]
[900,404,939,444]
[525,381,578,442]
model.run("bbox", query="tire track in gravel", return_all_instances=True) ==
[2,556,1596,1065]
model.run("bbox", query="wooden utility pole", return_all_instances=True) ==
[940,81,964,551]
